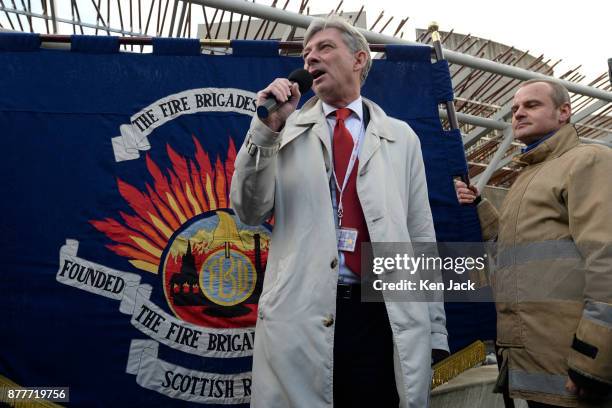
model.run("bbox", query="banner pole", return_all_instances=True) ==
[428,22,459,131]
[37,34,396,53]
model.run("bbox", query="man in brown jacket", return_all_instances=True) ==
[456,79,612,407]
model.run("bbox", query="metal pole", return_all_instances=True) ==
[462,105,512,148]
[475,126,514,191]
[34,34,392,51]
[192,0,612,102]
[0,6,142,36]
[428,21,459,130]
[441,108,612,147]
[439,109,506,130]
[571,99,610,123]
[48,0,57,33]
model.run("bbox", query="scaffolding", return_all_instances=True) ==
[1,0,610,187]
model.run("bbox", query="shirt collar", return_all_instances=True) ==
[322,96,363,122]
[521,130,557,153]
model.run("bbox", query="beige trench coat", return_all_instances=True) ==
[230,96,448,408]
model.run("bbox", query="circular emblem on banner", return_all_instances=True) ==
[200,247,256,306]
[161,209,271,329]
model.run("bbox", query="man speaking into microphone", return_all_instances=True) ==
[231,15,448,408]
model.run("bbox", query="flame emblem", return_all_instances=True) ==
[91,136,271,328]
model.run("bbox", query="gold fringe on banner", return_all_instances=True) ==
[431,340,487,389]
[0,375,64,408]
[1,342,485,403]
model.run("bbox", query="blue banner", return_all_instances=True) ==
[0,33,493,407]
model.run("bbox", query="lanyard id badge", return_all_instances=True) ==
[333,119,365,227]
[336,227,358,252]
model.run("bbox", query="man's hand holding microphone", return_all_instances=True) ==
[255,69,313,132]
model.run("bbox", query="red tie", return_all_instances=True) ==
[332,108,369,276]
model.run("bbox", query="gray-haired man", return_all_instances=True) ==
[232,16,448,407]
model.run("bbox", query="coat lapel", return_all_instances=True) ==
[278,97,396,178]
[359,99,395,173]
[359,124,381,173]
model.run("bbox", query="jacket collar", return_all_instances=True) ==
[280,96,396,177]
[512,124,580,167]
[290,96,396,140]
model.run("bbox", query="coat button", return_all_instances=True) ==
[323,315,334,327]
[330,258,338,269]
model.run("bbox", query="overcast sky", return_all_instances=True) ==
[285,0,611,81]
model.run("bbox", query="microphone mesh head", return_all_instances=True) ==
[288,69,313,94]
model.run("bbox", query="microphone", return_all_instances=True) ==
[257,69,313,119]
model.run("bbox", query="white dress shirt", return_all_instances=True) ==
[322,97,365,284]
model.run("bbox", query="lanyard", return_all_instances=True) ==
[332,118,365,227]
